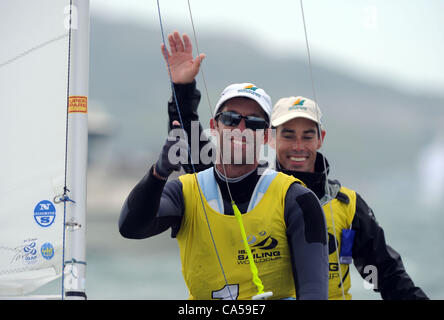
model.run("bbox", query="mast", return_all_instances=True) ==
[63,0,90,300]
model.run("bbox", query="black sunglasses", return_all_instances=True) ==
[215,111,269,131]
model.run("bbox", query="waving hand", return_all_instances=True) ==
[161,31,206,84]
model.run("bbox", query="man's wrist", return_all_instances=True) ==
[172,79,197,95]
[153,163,169,181]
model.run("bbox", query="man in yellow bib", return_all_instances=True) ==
[163,32,428,300]
[119,32,329,300]
[269,97,428,299]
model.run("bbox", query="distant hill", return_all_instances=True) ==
[88,16,444,184]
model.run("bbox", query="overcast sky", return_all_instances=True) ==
[91,0,444,97]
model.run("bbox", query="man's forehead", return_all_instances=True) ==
[222,97,264,115]
[278,117,319,131]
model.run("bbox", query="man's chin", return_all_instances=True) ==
[285,163,307,172]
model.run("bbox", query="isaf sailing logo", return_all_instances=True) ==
[237,230,280,264]
[23,240,38,265]
[328,232,343,281]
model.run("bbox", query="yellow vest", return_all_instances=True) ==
[321,184,356,300]
[177,168,300,300]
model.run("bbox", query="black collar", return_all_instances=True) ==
[213,165,264,214]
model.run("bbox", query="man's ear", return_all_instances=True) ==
[210,118,218,136]
[317,129,326,149]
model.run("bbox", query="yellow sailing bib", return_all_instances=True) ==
[321,184,356,300]
[177,168,299,300]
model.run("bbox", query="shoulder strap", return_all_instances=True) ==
[319,179,352,206]
[247,168,278,212]
[196,168,223,212]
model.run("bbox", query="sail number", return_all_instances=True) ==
[212,284,239,300]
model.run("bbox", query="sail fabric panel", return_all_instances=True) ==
[0,0,71,296]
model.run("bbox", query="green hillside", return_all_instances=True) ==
[89,16,444,185]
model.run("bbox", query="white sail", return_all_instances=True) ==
[0,0,89,298]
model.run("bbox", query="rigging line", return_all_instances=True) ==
[185,0,267,297]
[185,0,234,202]
[0,33,68,69]
[61,0,74,300]
[156,0,234,300]
[186,0,213,116]
[299,0,318,104]
[299,0,346,299]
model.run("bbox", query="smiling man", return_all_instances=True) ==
[211,86,270,173]
[271,97,325,173]
[118,32,329,300]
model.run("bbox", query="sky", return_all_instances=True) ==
[90,0,444,97]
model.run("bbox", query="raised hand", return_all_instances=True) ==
[160,31,206,84]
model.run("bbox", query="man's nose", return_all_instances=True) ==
[237,118,247,131]
[292,138,304,151]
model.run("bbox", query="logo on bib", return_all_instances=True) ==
[237,231,281,264]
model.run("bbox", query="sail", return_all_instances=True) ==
[0,0,72,296]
